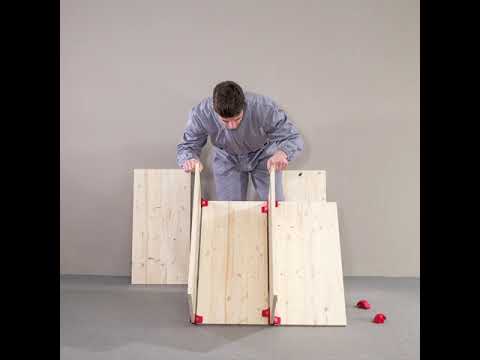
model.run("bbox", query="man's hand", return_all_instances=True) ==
[267,150,288,171]
[182,159,203,173]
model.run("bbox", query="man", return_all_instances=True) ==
[176,81,303,201]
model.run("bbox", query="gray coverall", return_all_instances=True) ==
[176,92,304,201]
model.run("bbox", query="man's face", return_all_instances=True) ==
[218,111,243,130]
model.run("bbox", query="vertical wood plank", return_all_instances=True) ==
[272,202,346,326]
[187,164,202,322]
[131,169,191,285]
[268,169,276,323]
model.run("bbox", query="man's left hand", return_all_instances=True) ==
[267,150,288,171]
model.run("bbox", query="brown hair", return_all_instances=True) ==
[213,81,245,117]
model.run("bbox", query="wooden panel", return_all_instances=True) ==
[272,201,346,326]
[282,170,327,201]
[196,201,269,325]
[187,164,202,323]
[131,169,191,284]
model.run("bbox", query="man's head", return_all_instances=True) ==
[213,81,245,129]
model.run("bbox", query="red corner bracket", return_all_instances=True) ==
[262,308,280,326]
[194,314,203,324]
[201,199,208,207]
[261,201,279,213]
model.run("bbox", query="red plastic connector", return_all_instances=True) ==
[194,314,203,324]
[356,299,371,310]
[261,308,270,318]
[201,199,208,207]
[261,201,279,212]
[373,313,387,324]
[273,316,281,326]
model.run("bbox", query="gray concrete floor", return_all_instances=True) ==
[61,275,419,360]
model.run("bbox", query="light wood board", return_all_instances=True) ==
[282,170,327,201]
[131,169,191,284]
[187,164,202,322]
[268,169,277,324]
[271,201,347,326]
[196,201,269,325]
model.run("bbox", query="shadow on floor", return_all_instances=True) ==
[61,283,267,353]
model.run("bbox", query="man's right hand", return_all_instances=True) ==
[182,159,203,173]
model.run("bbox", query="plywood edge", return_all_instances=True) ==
[270,294,278,324]
[187,164,202,323]
[187,294,194,323]
[268,170,280,325]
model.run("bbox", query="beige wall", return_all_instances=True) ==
[61,0,419,277]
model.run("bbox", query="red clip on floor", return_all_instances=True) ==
[373,313,387,324]
[356,299,371,309]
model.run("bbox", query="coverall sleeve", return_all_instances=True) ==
[264,106,304,161]
[176,110,208,167]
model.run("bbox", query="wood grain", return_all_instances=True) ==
[196,201,269,324]
[271,201,347,326]
[268,169,277,323]
[131,169,191,284]
[282,170,327,201]
[131,169,148,284]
